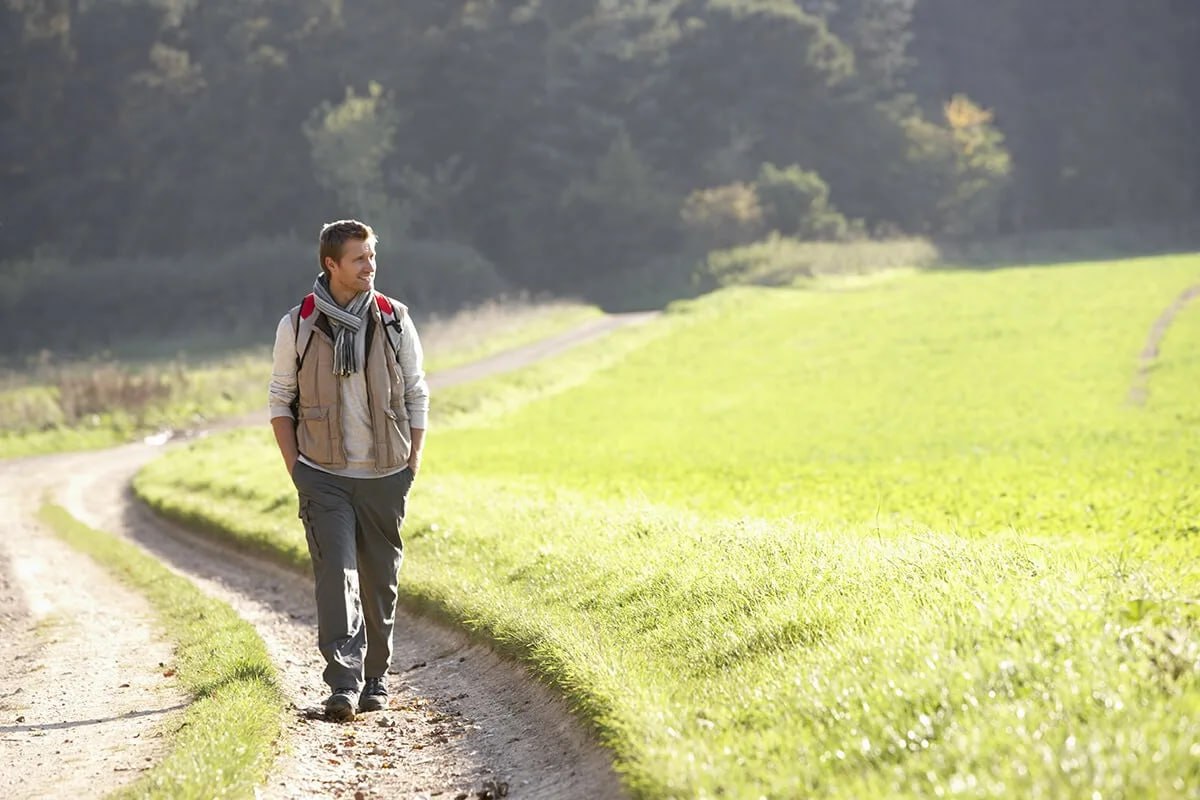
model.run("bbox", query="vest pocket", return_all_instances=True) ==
[296,406,334,465]
[383,408,411,467]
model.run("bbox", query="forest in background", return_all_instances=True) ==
[2,0,1199,347]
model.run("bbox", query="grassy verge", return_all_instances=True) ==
[38,504,284,800]
[133,253,1200,797]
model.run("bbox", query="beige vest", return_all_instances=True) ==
[292,302,411,471]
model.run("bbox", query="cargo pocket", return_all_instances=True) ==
[299,497,323,562]
[296,406,333,464]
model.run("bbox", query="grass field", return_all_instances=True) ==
[134,254,1200,798]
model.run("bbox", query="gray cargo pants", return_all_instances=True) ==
[292,460,414,692]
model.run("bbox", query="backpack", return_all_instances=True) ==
[291,291,405,371]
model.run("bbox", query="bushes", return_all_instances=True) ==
[682,165,860,256]
[754,163,857,240]
[680,183,765,251]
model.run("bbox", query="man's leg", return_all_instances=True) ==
[294,463,366,695]
[353,467,411,682]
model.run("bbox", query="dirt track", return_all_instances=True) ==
[0,312,655,799]
[1128,282,1200,405]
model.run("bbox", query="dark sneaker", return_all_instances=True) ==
[325,688,357,721]
[359,677,389,712]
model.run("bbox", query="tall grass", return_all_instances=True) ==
[696,234,938,289]
[135,252,1200,797]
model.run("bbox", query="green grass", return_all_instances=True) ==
[134,254,1200,798]
[38,504,285,800]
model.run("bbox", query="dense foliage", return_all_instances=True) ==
[4,0,1197,296]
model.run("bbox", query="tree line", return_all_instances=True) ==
[3,0,1198,303]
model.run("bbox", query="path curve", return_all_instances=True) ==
[0,458,186,798]
[0,311,659,798]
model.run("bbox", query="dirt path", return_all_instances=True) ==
[0,312,656,799]
[1128,283,1200,405]
[0,456,186,798]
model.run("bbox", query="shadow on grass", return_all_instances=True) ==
[932,222,1200,271]
[192,662,277,700]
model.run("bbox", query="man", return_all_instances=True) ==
[268,219,429,722]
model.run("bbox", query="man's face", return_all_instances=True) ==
[326,237,376,297]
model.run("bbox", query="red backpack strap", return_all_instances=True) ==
[373,292,405,361]
[293,293,318,371]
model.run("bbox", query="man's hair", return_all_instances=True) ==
[318,219,377,275]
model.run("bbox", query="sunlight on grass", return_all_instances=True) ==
[134,253,1200,797]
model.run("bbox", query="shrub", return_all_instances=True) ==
[680,183,766,252]
[754,163,853,240]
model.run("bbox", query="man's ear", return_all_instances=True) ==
[323,256,337,273]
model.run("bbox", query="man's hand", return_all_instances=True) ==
[408,427,425,476]
[272,416,300,479]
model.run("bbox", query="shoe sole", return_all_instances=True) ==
[358,696,387,713]
[325,700,356,722]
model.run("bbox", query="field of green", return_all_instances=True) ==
[135,254,1200,798]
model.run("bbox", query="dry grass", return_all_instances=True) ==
[697,234,939,289]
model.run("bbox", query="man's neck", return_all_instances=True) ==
[329,285,361,307]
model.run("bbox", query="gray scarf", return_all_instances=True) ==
[313,274,373,376]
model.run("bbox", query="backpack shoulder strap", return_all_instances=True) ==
[373,292,407,361]
[292,293,318,370]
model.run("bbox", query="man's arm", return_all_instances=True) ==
[272,416,300,476]
[408,427,425,474]
[267,313,300,476]
[398,311,430,474]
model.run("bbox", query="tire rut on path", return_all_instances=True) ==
[1128,283,1200,406]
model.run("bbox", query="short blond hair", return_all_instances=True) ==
[318,219,377,275]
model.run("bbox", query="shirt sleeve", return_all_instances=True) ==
[268,313,298,421]
[398,312,430,429]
